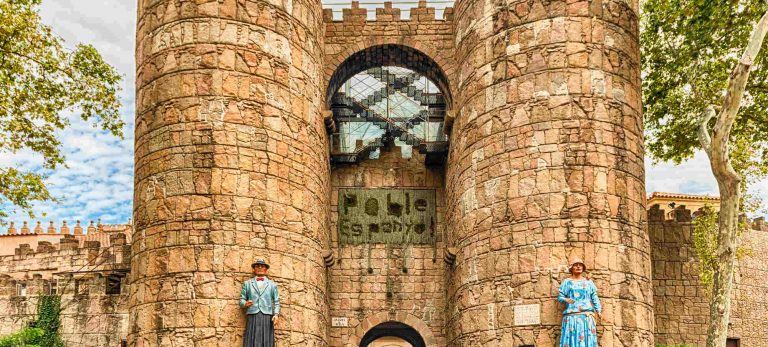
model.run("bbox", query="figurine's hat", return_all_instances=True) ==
[568,257,586,272]
[251,259,270,269]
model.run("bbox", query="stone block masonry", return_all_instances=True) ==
[445,0,650,346]
[650,205,768,347]
[133,0,330,345]
[328,145,448,346]
[0,223,132,347]
[3,204,767,346]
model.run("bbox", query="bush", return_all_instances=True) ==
[0,295,63,347]
[0,327,44,347]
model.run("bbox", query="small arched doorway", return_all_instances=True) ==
[359,321,425,347]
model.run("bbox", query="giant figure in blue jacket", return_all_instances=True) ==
[240,259,280,347]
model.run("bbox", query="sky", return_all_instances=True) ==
[1,0,766,228]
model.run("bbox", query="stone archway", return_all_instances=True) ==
[325,44,453,109]
[360,322,424,347]
[345,312,435,347]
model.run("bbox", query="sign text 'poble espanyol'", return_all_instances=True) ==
[337,188,436,245]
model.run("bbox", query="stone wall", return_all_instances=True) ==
[650,205,768,347]
[0,229,131,347]
[328,145,447,347]
[445,0,651,346]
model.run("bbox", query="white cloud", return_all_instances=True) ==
[646,151,768,215]
[645,151,719,195]
[1,0,136,226]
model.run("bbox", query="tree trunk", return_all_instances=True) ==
[705,181,739,347]
[698,9,768,347]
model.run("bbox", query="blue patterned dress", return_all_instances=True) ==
[557,278,601,347]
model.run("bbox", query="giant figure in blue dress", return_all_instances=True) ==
[558,257,602,347]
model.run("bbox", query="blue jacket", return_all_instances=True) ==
[239,277,280,315]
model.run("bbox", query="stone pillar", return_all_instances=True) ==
[446,0,651,346]
[132,0,329,346]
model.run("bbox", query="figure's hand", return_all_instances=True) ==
[245,300,253,308]
[272,315,279,326]
[565,298,575,304]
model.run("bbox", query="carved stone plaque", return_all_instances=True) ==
[514,304,541,326]
[331,317,348,327]
[337,188,435,245]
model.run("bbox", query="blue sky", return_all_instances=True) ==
[0,0,765,228]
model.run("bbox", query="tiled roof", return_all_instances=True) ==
[647,192,720,201]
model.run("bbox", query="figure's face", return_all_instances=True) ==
[571,263,584,275]
[253,265,268,276]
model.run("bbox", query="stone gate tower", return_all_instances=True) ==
[132,0,649,346]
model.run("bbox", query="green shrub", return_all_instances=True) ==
[0,295,63,347]
[0,327,44,347]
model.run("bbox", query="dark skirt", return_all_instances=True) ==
[243,313,274,347]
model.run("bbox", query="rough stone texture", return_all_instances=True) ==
[328,145,447,347]
[445,0,651,346]
[0,226,131,347]
[132,0,329,346]
[650,206,768,347]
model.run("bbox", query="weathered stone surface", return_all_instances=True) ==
[0,225,132,347]
[445,0,652,346]
[650,207,768,347]
[328,146,447,347]
[132,0,329,345]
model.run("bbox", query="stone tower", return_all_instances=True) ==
[132,0,329,345]
[445,0,651,346]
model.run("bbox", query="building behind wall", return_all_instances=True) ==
[0,222,131,347]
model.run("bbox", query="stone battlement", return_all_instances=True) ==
[648,203,768,231]
[322,1,453,22]
[1,220,131,236]
[0,221,133,257]
[5,232,129,257]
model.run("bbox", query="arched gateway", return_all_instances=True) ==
[360,322,425,347]
[132,0,649,346]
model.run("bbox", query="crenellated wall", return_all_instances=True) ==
[650,205,768,347]
[0,224,132,347]
[0,220,132,256]
[322,0,456,107]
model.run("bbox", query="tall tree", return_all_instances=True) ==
[642,1,768,346]
[0,0,123,222]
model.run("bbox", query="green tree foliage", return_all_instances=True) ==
[692,205,719,290]
[643,2,768,345]
[0,295,63,347]
[0,328,43,347]
[693,203,756,291]
[0,0,123,221]
[642,0,768,180]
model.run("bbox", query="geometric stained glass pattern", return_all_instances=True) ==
[330,66,448,164]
